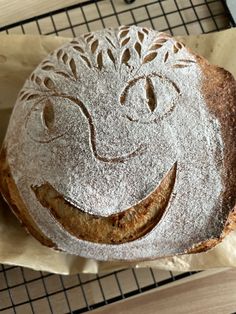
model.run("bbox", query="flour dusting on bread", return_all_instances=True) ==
[1,26,235,261]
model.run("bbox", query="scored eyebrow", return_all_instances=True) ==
[149,73,180,94]
[120,72,180,105]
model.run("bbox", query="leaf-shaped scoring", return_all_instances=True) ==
[71,40,80,45]
[25,94,41,101]
[143,52,157,64]
[177,59,196,63]
[134,42,142,58]
[43,100,55,130]
[30,73,36,81]
[20,91,41,102]
[86,34,94,43]
[142,28,149,35]
[91,39,99,53]
[119,30,129,39]
[172,59,196,69]
[172,64,189,68]
[120,26,129,31]
[19,89,26,97]
[72,46,84,53]
[84,33,91,39]
[173,45,178,54]
[173,41,184,54]
[121,48,131,67]
[20,92,30,101]
[80,55,92,68]
[69,58,77,79]
[35,76,42,86]
[97,51,103,71]
[107,49,116,66]
[44,77,56,90]
[62,53,69,64]
[138,31,144,43]
[55,71,71,79]
[121,37,130,47]
[164,52,169,63]
[156,38,168,44]
[42,65,55,71]
[41,60,50,66]
[176,42,183,49]
[150,43,162,50]
[150,38,168,51]
[57,49,63,59]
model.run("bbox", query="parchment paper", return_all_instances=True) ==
[0,29,236,274]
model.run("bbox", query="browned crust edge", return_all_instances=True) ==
[0,148,56,249]
[186,55,236,254]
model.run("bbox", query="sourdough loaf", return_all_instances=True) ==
[0,26,236,261]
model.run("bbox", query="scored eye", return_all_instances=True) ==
[25,97,78,143]
[145,77,156,112]
[120,74,180,124]
[42,100,55,130]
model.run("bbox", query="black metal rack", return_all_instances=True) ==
[1,263,198,313]
[0,1,235,313]
[0,0,235,36]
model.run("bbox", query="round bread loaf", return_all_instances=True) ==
[0,26,236,261]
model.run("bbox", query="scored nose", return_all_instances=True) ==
[77,100,146,163]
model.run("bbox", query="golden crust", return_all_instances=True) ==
[187,56,236,254]
[0,148,55,249]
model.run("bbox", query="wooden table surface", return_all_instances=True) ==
[91,269,236,314]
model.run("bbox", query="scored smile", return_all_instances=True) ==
[31,162,177,244]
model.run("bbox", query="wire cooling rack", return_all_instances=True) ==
[0,0,235,36]
[0,0,235,313]
[1,264,198,313]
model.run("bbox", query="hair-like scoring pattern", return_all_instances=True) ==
[3,26,225,260]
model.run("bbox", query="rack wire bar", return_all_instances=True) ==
[0,0,232,36]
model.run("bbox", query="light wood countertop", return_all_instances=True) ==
[91,269,236,314]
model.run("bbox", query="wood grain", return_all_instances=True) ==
[90,269,236,314]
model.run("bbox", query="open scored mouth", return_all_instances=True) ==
[31,162,177,244]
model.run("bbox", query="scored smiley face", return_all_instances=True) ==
[3,26,224,259]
